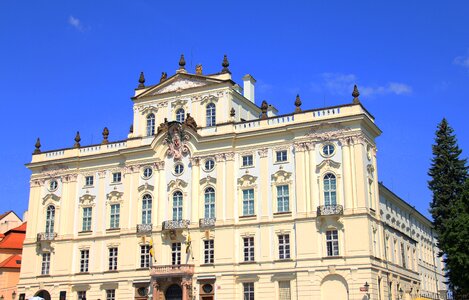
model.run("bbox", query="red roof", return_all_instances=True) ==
[0,223,26,250]
[0,233,4,238]
[10,222,27,232]
[0,254,21,269]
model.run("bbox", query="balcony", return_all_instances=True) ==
[199,218,216,228]
[162,220,190,231]
[37,232,57,242]
[151,264,194,278]
[137,223,152,234]
[317,205,344,216]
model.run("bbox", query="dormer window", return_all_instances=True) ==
[146,113,155,136]
[176,108,185,123]
[206,103,216,127]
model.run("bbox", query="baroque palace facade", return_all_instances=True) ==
[18,56,445,300]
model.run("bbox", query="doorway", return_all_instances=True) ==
[165,284,182,300]
[35,290,51,300]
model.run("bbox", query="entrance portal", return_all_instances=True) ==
[35,290,51,300]
[165,284,183,300]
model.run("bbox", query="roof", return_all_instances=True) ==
[10,222,27,232]
[0,210,21,221]
[0,223,26,249]
[0,254,21,269]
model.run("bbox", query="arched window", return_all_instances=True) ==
[172,191,183,221]
[142,194,152,224]
[146,113,155,136]
[323,173,337,206]
[206,103,216,127]
[45,205,55,234]
[204,187,215,218]
[176,108,185,123]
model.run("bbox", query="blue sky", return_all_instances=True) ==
[1,1,468,219]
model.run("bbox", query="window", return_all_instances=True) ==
[242,189,255,216]
[278,234,290,259]
[278,281,291,300]
[85,176,94,186]
[176,108,185,123]
[140,245,151,268]
[172,191,183,221]
[326,230,339,256]
[171,242,181,265]
[112,172,121,183]
[277,185,289,213]
[204,239,214,264]
[110,204,120,229]
[108,247,118,271]
[41,253,50,275]
[80,250,89,272]
[204,158,215,171]
[82,207,92,231]
[204,187,215,218]
[49,179,58,191]
[106,289,115,300]
[243,237,255,262]
[142,194,152,225]
[45,205,55,234]
[174,163,184,175]
[146,113,155,136]
[77,291,86,300]
[242,155,253,167]
[322,144,335,156]
[206,103,216,127]
[401,243,406,268]
[276,150,288,162]
[243,282,254,300]
[323,173,337,206]
[143,167,153,179]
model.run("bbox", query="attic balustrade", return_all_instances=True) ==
[37,232,57,242]
[136,223,152,234]
[317,205,344,216]
[162,220,190,230]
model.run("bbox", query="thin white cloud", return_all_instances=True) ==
[454,52,469,69]
[68,16,84,31]
[312,73,412,98]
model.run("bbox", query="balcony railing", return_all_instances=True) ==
[137,223,152,234]
[37,232,57,242]
[151,264,194,277]
[162,220,190,230]
[317,205,344,216]
[199,218,216,228]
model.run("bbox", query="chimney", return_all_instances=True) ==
[242,74,256,103]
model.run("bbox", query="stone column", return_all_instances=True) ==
[181,278,192,300]
[152,280,160,300]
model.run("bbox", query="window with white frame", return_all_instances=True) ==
[146,113,155,136]
[140,245,151,268]
[112,172,121,183]
[85,175,94,186]
[243,237,255,262]
[276,150,288,162]
[326,230,339,256]
[80,249,89,272]
[142,194,152,224]
[110,204,120,229]
[41,253,50,275]
[45,205,55,234]
[323,173,337,206]
[204,187,215,218]
[172,191,183,221]
[171,242,181,265]
[276,185,290,213]
[106,289,115,300]
[108,247,118,271]
[206,103,216,127]
[278,281,291,300]
[77,291,86,300]
[176,108,185,123]
[204,239,214,264]
[278,234,290,259]
[82,207,92,231]
[243,282,254,300]
[242,189,255,216]
[242,155,253,167]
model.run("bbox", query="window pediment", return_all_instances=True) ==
[271,170,292,184]
[138,105,158,115]
[316,159,341,172]
[138,183,154,192]
[200,95,218,105]
[238,174,257,188]
[106,190,123,203]
[200,176,216,186]
[171,98,189,108]
[168,179,188,190]
[79,193,96,207]
[42,193,60,204]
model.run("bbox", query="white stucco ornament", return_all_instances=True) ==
[164,123,190,160]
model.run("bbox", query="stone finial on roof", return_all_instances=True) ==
[74,131,81,148]
[179,54,186,70]
[129,124,134,133]
[352,84,360,104]
[230,107,236,118]
[195,64,203,75]
[34,138,41,154]
[160,72,168,82]
[295,94,302,113]
[138,72,145,89]
[102,127,109,145]
[184,113,198,131]
[260,100,268,119]
[221,54,230,74]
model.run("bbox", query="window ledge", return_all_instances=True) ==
[273,160,289,165]
[274,211,292,217]
[37,274,51,278]
[240,165,254,169]
[106,228,121,232]
[110,182,122,186]
[200,263,215,267]
[239,215,257,220]
[75,272,89,275]
[274,258,293,262]
[104,270,118,273]
[136,267,150,271]
[239,261,256,265]
[83,185,94,189]
[78,231,92,235]
[322,256,343,260]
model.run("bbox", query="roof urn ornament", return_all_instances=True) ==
[195,64,203,75]
[138,72,145,89]
[230,107,236,118]
[34,138,41,154]
[295,94,302,113]
[221,54,230,73]
[352,84,360,104]
[129,124,134,133]
[260,100,268,119]
[102,127,109,144]
[178,54,186,70]
[160,72,168,82]
[74,131,81,148]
